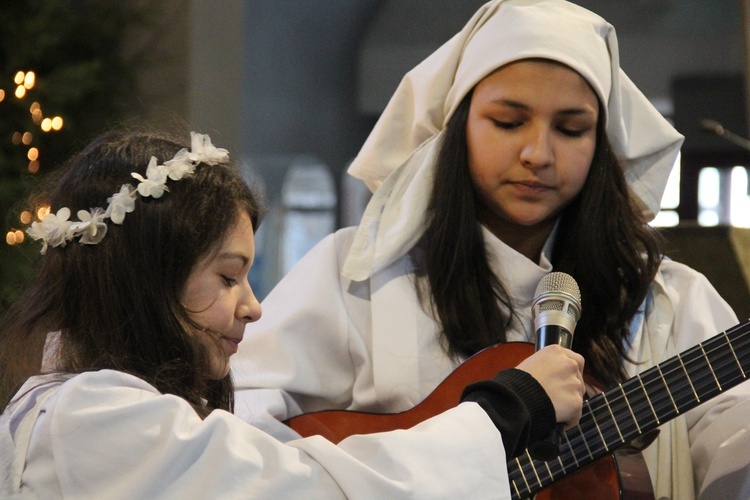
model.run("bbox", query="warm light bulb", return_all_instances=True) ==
[20,211,32,224]
[15,86,26,99]
[27,147,39,161]
[23,71,35,89]
[37,206,51,220]
[28,160,40,174]
[14,71,24,85]
[12,132,22,145]
[51,116,63,130]
[6,232,16,245]
[41,118,52,132]
[0,89,5,102]
[22,132,33,145]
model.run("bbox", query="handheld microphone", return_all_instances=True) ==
[527,271,582,461]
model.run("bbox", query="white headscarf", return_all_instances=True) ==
[343,0,684,281]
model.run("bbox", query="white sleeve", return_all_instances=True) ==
[660,262,750,497]
[232,229,366,437]
[29,371,510,499]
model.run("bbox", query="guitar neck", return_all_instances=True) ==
[508,319,750,500]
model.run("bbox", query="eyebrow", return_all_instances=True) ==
[491,98,596,117]
[217,252,250,266]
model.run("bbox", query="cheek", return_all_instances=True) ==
[559,143,595,194]
[467,138,507,185]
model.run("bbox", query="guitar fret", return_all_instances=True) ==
[619,383,641,434]
[544,460,553,481]
[524,449,543,488]
[724,330,746,378]
[712,332,749,388]
[510,479,522,500]
[556,455,567,475]
[676,352,700,403]
[700,344,722,390]
[656,365,679,414]
[562,432,579,469]
[601,392,624,443]
[575,418,595,460]
[585,403,608,451]
[636,373,660,424]
[514,456,531,493]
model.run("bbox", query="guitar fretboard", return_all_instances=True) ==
[508,319,750,500]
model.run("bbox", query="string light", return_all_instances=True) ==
[4,70,66,245]
[6,230,26,246]
[23,71,35,89]
[37,205,51,220]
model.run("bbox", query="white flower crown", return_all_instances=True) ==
[27,132,229,254]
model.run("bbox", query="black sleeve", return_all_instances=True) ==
[460,368,556,458]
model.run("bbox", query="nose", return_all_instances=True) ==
[519,125,554,169]
[237,280,262,324]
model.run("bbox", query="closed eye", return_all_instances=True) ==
[222,275,238,287]
[558,127,589,137]
[492,119,522,130]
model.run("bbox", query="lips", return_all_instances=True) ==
[513,179,551,189]
[509,180,552,196]
[222,336,241,354]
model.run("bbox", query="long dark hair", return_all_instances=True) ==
[419,93,663,388]
[0,130,264,414]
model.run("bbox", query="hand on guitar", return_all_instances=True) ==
[515,345,586,430]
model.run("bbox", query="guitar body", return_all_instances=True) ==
[286,342,654,499]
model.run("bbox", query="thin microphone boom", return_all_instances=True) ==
[699,118,750,152]
[527,272,582,461]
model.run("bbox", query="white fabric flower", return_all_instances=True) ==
[131,157,169,198]
[71,208,108,244]
[106,184,137,224]
[188,132,228,165]
[28,131,228,254]
[26,207,75,254]
[164,148,196,180]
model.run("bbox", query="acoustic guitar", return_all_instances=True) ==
[286,319,750,499]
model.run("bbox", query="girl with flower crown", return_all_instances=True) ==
[231,0,750,498]
[0,129,585,498]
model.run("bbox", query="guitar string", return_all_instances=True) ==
[508,322,750,496]
[510,329,750,500]
[516,323,750,494]
[564,324,750,466]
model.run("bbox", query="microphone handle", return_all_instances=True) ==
[529,324,573,461]
[534,324,573,351]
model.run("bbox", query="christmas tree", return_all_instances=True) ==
[0,1,154,311]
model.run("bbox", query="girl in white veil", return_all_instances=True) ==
[233,1,749,497]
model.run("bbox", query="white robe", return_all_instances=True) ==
[232,226,750,499]
[0,369,510,499]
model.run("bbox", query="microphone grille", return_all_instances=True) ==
[534,272,581,305]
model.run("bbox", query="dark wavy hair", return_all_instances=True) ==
[0,130,264,414]
[419,92,664,388]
